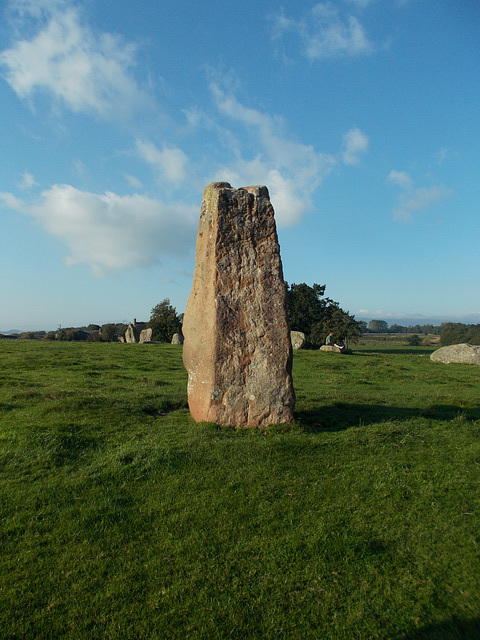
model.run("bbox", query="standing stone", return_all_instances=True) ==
[291,331,306,350]
[171,333,184,345]
[139,328,153,343]
[125,324,138,343]
[182,182,295,428]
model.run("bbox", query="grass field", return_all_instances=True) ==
[0,341,479,639]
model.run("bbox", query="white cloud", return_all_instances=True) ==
[1,184,197,275]
[213,161,306,227]
[0,191,25,210]
[0,4,152,119]
[6,0,65,20]
[343,127,369,165]
[388,169,413,190]
[394,185,452,221]
[388,169,452,221]
[136,139,189,186]
[17,171,38,189]
[272,3,374,61]
[210,83,336,226]
[123,173,143,190]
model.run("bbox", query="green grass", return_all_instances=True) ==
[0,341,479,639]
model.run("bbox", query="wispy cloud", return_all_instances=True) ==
[272,3,374,61]
[136,139,189,186]
[342,127,369,165]
[434,148,449,164]
[345,0,377,8]
[0,3,153,119]
[388,169,452,221]
[388,169,413,190]
[210,83,336,226]
[123,173,143,190]
[1,185,197,275]
[16,171,39,189]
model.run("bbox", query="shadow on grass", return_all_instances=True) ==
[295,402,480,432]
[397,616,480,640]
[354,347,435,356]
[34,424,100,466]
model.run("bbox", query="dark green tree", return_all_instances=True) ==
[286,283,362,348]
[390,324,407,333]
[20,332,35,340]
[368,319,389,333]
[148,299,182,343]
[310,304,362,348]
[286,283,326,336]
[357,320,368,334]
[101,323,117,342]
[440,323,480,346]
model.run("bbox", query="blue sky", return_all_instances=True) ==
[1,0,479,331]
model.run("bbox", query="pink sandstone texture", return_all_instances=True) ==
[182,182,295,428]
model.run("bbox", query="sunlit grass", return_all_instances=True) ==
[0,341,479,639]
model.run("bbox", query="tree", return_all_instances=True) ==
[286,283,326,336]
[286,283,362,348]
[440,323,480,346]
[368,319,389,333]
[148,299,182,342]
[390,324,407,333]
[357,320,368,334]
[101,324,117,342]
[66,329,88,341]
[310,304,362,348]
[100,323,128,342]
[407,334,421,346]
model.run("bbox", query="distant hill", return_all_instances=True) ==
[357,314,480,328]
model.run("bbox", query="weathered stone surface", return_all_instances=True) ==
[171,333,184,345]
[139,328,153,343]
[182,182,295,428]
[430,343,480,365]
[125,324,139,343]
[125,319,147,343]
[319,345,353,354]
[291,331,306,350]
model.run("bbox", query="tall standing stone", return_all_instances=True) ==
[182,182,295,428]
[125,324,138,343]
